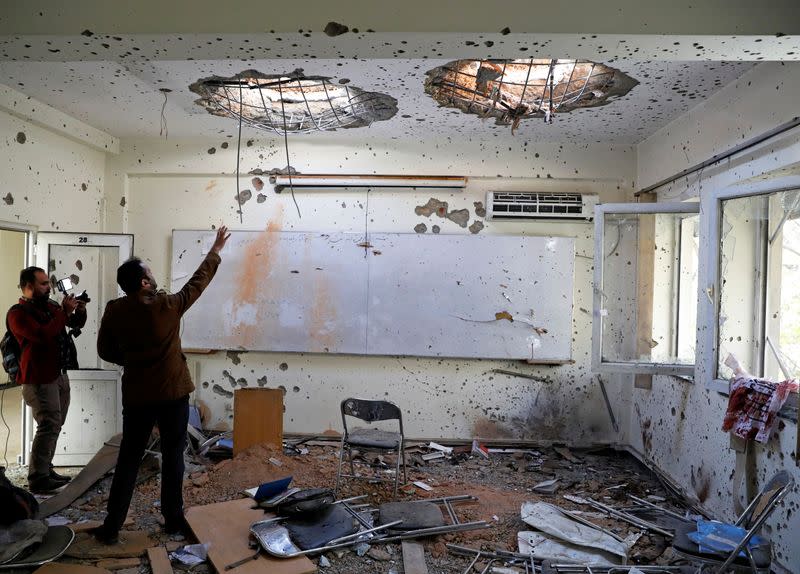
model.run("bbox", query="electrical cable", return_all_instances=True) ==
[1,387,11,468]
[277,81,302,218]
[235,83,244,224]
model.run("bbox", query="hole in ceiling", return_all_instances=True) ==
[190,70,398,134]
[425,59,638,131]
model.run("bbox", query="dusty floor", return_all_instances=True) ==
[5,439,696,573]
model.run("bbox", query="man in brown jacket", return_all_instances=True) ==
[91,226,230,544]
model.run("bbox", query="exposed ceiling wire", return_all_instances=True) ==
[235,82,243,224]
[425,58,637,132]
[277,81,301,219]
[158,88,171,139]
[190,72,397,135]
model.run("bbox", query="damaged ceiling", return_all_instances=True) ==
[0,3,798,143]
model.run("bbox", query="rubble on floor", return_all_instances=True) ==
[3,438,705,574]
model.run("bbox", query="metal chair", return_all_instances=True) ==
[334,398,407,497]
[671,470,795,573]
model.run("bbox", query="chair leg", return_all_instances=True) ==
[393,447,401,497]
[401,443,408,486]
[348,446,356,476]
[335,439,346,496]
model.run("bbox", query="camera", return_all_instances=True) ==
[56,277,91,303]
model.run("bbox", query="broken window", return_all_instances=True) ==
[592,203,700,376]
[717,190,800,382]
[190,70,397,134]
[425,59,637,131]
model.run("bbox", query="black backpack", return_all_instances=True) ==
[1,304,25,384]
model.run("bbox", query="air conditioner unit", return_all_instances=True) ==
[485,191,598,221]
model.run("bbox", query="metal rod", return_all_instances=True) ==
[766,335,792,379]
[587,498,674,538]
[636,116,800,196]
[626,495,688,521]
[560,508,625,543]
[463,550,483,574]
[491,369,551,382]
[381,520,490,542]
[597,376,619,433]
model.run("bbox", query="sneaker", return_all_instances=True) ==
[28,477,66,494]
[49,469,71,484]
[88,525,119,545]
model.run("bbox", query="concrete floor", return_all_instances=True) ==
[0,385,23,467]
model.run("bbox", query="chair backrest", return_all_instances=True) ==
[739,470,795,528]
[340,398,403,435]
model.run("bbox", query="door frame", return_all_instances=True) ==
[23,231,134,466]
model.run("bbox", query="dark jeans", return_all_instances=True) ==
[22,374,70,483]
[102,395,189,534]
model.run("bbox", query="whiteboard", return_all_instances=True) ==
[171,230,574,360]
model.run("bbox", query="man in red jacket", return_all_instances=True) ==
[7,267,86,493]
[90,226,230,544]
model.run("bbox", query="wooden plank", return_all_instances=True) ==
[185,497,315,574]
[95,558,141,571]
[146,547,173,574]
[34,564,111,574]
[233,388,284,454]
[38,434,121,518]
[401,541,428,574]
[65,531,153,559]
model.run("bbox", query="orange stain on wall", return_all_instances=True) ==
[234,207,284,347]
[309,272,336,353]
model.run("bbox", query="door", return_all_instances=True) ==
[23,232,133,466]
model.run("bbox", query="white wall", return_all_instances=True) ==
[0,107,107,232]
[636,62,800,572]
[105,136,635,443]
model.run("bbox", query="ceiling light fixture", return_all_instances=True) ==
[271,174,467,192]
[190,70,398,134]
[425,59,638,133]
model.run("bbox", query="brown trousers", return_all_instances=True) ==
[22,373,70,482]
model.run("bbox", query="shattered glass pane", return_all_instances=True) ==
[718,190,800,381]
[600,211,698,365]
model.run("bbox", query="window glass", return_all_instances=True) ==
[718,190,800,381]
[599,211,698,366]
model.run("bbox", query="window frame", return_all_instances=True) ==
[700,180,800,399]
[592,202,700,376]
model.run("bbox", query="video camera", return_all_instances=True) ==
[56,277,91,303]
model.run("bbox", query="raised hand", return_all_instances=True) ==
[210,225,231,255]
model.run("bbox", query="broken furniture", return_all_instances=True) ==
[520,501,629,565]
[375,496,491,542]
[248,495,400,560]
[233,388,284,454]
[37,434,121,519]
[335,398,407,496]
[185,497,316,574]
[247,494,490,560]
[0,525,74,571]
[671,470,795,573]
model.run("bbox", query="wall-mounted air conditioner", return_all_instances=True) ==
[485,191,598,221]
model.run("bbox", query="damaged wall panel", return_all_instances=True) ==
[171,230,574,361]
[633,62,800,572]
[110,136,633,448]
